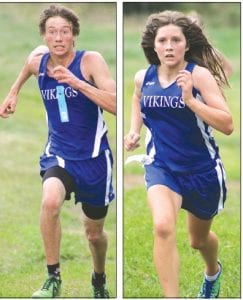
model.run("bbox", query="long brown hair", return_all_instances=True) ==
[141,10,229,88]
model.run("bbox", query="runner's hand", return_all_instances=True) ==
[0,93,18,118]
[124,132,140,151]
[52,65,81,90]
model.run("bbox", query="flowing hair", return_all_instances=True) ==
[141,10,229,88]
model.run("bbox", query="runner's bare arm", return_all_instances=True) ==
[124,69,145,151]
[0,45,48,118]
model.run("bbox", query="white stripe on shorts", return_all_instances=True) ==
[105,149,112,206]
[215,158,226,212]
[56,155,65,168]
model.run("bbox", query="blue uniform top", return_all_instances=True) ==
[140,62,220,173]
[38,50,110,161]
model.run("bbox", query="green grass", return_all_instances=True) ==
[0,3,116,298]
[123,8,240,298]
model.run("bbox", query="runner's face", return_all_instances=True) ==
[154,24,188,67]
[43,16,75,56]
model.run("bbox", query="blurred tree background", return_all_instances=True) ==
[123,2,240,27]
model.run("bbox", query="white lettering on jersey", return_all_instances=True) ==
[40,87,78,101]
[142,95,185,108]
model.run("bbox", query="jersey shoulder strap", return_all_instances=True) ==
[186,61,196,73]
[39,52,49,74]
[141,64,157,91]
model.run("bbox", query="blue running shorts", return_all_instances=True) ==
[144,159,227,220]
[40,149,114,207]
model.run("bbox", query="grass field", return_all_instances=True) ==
[0,3,116,298]
[123,4,241,298]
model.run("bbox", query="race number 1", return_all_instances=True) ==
[56,85,69,123]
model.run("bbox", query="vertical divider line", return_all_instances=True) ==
[116,1,124,299]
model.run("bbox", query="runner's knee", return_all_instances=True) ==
[189,235,208,250]
[153,218,176,240]
[85,227,106,244]
[41,185,63,217]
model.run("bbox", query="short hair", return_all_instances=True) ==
[39,4,80,36]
